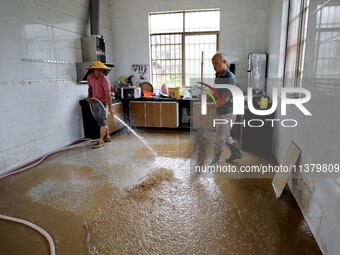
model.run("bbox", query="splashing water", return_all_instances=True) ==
[114,115,158,157]
[88,98,157,158]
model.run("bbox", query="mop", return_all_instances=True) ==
[187,52,214,168]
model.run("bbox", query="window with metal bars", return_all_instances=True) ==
[149,9,220,88]
[284,0,310,89]
[311,0,340,87]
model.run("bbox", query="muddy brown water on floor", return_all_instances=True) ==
[0,131,321,254]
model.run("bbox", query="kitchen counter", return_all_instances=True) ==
[79,99,124,138]
[120,97,198,129]
[112,98,122,104]
[79,98,122,105]
[120,97,198,102]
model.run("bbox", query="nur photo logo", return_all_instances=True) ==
[198,82,312,128]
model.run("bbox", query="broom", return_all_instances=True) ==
[187,51,214,168]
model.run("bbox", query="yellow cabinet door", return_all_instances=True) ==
[107,102,124,133]
[107,105,115,133]
[161,102,178,127]
[129,101,145,126]
[113,102,124,130]
[192,102,216,129]
[146,102,161,127]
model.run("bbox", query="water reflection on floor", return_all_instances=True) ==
[0,130,321,254]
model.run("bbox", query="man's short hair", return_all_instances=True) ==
[213,52,228,64]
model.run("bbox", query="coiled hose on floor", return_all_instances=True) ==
[0,98,107,255]
[0,139,95,255]
[0,213,56,255]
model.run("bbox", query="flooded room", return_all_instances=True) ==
[0,0,339,254]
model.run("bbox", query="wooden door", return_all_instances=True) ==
[145,102,161,127]
[107,104,115,133]
[192,102,215,129]
[129,101,145,126]
[161,102,178,127]
[113,102,124,130]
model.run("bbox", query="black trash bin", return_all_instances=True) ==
[79,99,100,139]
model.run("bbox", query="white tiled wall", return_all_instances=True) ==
[110,0,269,91]
[0,0,114,172]
[267,0,340,254]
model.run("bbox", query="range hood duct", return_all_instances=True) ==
[76,0,114,84]
[90,0,100,35]
[80,0,106,63]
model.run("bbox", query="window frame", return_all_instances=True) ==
[311,1,340,87]
[283,0,310,94]
[149,10,220,88]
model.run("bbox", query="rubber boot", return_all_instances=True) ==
[210,154,220,166]
[226,143,242,163]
